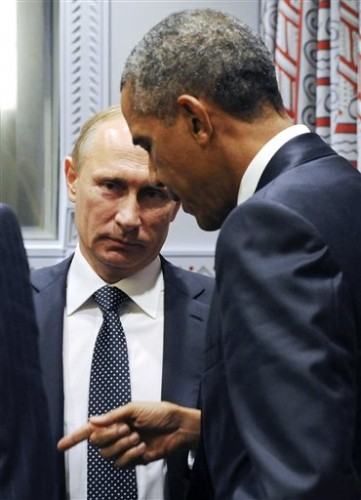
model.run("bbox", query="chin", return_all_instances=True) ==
[196,214,222,232]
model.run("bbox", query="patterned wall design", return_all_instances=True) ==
[62,0,110,155]
[260,0,361,170]
[59,0,110,258]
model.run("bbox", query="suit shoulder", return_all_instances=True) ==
[31,256,72,292]
[161,257,215,299]
[164,259,214,285]
[179,267,214,289]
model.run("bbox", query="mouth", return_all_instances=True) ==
[168,189,181,202]
[102,236,143,249]
[182,203,188,213]
[181,201,192,215]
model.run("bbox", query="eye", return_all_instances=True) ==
[141,185,171,204]
[145,187,166,199]
[103,180,118,190]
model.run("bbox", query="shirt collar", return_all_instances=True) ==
[66,245,162,319]
[237,124,310,205]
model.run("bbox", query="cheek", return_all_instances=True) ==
[157,149,188,183]
[78,187,112,212]
[141,210,173,235]
[75,195,111,228]
[152,146,176,174]
[154,162,180,192]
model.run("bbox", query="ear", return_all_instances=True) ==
[177,95,213,145]
[64,156,77,202]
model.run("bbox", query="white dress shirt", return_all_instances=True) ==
[237,124,310,205]
[63,246,168,499]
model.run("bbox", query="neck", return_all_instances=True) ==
[220,108,292,180]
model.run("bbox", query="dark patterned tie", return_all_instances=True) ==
[87,286,138,500]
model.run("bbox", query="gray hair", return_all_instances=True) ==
[121,9,284,123]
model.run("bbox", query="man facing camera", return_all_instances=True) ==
[31,106,214,500]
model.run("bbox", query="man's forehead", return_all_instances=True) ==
[120,83,134,120]
[93,162,152,184]
[120,84,151,131]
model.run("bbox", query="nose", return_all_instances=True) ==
[148,156,159,185]
[148,155,179,201]
[114,195,141,233]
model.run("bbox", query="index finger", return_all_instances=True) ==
[57,422,93,451]
[90,403,135,426]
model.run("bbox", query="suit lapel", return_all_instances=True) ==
[33,258,72,439]
[257,133,335,191]
[161,258,209,409]
[31,257,72,496]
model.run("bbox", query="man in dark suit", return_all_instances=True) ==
[31,107,213,500]
[0,204,56,499]
[59,8,361,499]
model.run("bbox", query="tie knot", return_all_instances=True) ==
[93,286,129,314]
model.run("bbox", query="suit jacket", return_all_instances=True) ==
[31,254,214,500]
[0,204,56,499]
[191,133,361,499]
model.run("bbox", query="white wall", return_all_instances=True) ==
[109,1,260,270]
